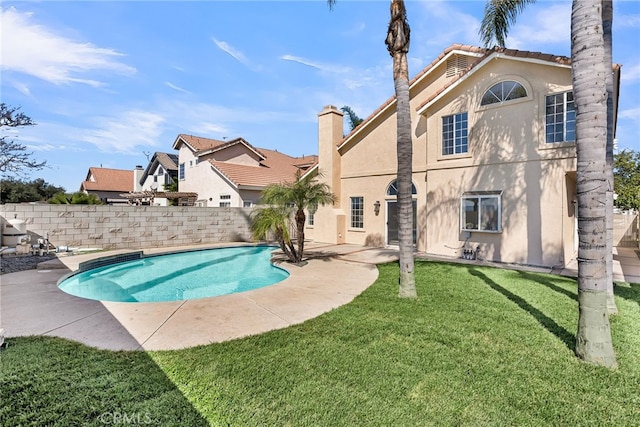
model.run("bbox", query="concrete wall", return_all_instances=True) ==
[0,204,253,250]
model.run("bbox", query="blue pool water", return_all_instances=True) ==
[58,245,289,303]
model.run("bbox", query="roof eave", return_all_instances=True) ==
[416,52,573,115]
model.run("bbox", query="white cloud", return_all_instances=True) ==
[414,1,481,48]
[280,54,351,74]
[503,4,571,50]
[81,110,165,154]
[615,13,640,29]
[0,7,136,86]
[165,81,190,94]
[622,62,640,83]
[212,38,249,65]
[619,107,640,121]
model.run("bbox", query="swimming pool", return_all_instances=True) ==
[58,245,289,303]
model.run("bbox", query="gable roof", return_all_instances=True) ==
[80,167,133,192]
[209,148,318,190]
[338,44,573,151]
[173,133,317,189]
[140,152,178,185]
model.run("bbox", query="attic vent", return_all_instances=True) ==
[446,55,468,77]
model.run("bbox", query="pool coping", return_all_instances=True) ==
[1,243,400,351]
[3,243,637,351]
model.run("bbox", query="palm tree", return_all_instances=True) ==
[385,0,417,298]
[480,0,617,367]
[328,0,416,297]
[481,0,618,316]
[602,0,617,315]
[571,0,616,368]
[259,171,337,264]
[251,205,298,263]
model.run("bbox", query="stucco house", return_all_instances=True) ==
[172,134,317,207]
[80,167,133,204]
[305,44,620,269]
[130,152,179,206]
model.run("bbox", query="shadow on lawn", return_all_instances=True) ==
[614,281,640,307]
[469,268,576,351]
[516,270,578,301]
[1,336,210,426]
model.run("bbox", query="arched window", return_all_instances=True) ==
[480,80,528,106]
[386,180,417,196]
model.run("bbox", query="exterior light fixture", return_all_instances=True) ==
[373,200,381,216]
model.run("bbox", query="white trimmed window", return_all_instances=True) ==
[219,194,231,207]
[179,163,185,180]
[481,81,527,106]
[350,197,364,229]
[442,112,468,155]
[545,92,575,143]
[461,192,502,232]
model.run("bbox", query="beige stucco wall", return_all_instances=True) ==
[308,54,579,268]
[0,204,252,250]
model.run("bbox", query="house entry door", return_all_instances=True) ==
[386,200,417,246]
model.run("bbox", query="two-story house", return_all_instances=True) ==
[131,152,180,206]
[173,134,317,207]
[305,44,620,269]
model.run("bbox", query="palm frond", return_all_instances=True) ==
[479,0,536,48]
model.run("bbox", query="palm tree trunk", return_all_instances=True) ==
[572,0,617,368]
[602,0,618,315]
[386,0,416,298]
[295,208,306,263]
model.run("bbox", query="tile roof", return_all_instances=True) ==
[155,152,179,171]
[339,44,573,147]
[174,133,317,189]
[81,167,133,192]
[173,134,228,151]
[209,148,318,189]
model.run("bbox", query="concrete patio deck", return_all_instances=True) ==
[0,243,399,351]
[1,243,638,351]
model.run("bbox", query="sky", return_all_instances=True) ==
[1,0,639,192]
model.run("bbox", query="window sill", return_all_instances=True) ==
[438,152,472,161]
[538,141,576,150]
[462,229,502,234]
[348,228,366,233]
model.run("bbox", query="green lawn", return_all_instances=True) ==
[2,260,639,426]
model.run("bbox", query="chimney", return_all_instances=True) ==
[133,165,144,192]
[317,105,343,201]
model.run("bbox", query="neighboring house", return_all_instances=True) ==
[80,167,134,205]
[131,152,179,206]
[172,134,317,207]
[305,44,620,269]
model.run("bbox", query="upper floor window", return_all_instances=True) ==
[546,92,575,143]
[179,163,185,180]
[442,112,468,156]
[220,194,231,200]
[350,196,364,229]
[480,81,527,106]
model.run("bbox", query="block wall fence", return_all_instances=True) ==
[0,204,253,250]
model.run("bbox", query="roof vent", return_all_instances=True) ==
[446,55,468,78]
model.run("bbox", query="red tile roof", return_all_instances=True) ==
[81,167,133,192]
[209,148,318,189]
[176,133,317,189]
